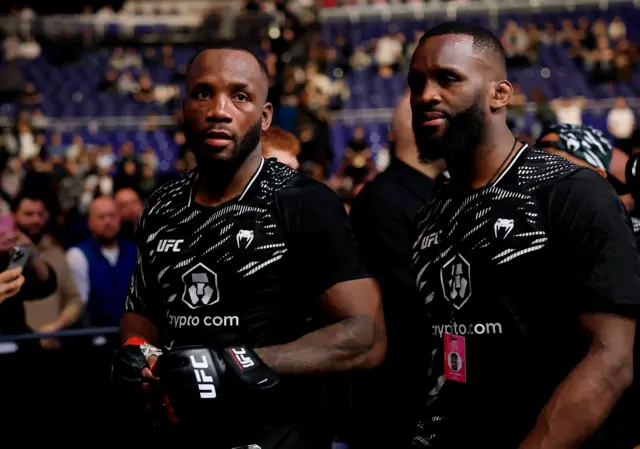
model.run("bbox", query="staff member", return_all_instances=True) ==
[349,91,445,448]
[409,22,638,448]
[113,43,386,448]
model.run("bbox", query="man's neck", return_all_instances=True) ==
[448,125,520,192]
[195,150,262,208]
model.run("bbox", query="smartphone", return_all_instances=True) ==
[7,246,30,270]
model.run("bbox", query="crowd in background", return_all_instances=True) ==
[1,1,640,339]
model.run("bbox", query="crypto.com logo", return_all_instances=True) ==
[181,263,220,309]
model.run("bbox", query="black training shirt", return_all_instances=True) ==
[125,158,370,444]
[411,146,640,448]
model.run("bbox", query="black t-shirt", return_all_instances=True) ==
[411,147,640,448]
[125,157,369,447]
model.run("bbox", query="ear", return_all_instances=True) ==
[262,102,273,131]
[490,80,513,112]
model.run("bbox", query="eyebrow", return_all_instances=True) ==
[189,79,255,92]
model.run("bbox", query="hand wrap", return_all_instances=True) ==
[112,336,163,386]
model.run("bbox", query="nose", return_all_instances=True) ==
[421,80,443,106]
[205,95,233,122]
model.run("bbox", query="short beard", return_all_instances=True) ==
[15,225,44,245]
[414,102,485,166]
[191,118,263,173]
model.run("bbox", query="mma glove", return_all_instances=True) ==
[112,336,163,386]
[153,345,278,422]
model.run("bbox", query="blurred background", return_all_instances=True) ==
[1,0,639,443]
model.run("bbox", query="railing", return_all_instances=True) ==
[319,0,638,21]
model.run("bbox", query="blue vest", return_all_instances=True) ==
[76,237,137,326]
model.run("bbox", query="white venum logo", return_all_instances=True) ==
[181,263,220,309]
[236,230,254,248]
[494,218,514,239]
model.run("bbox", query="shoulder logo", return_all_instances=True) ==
[237,230,254,248]
[440,254,472,310]
[181,263,220,309]
[157,239,184,252]
[494,218,514,239]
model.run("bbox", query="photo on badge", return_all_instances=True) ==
[444,333,466,383]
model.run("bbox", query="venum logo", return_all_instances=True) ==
[236,230,254,248]
[181,263,220,309]
[494,219,514,240]
[189,354,216,399]
[440,254,472,310]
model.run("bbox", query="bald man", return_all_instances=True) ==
[115,188,144,241]
[66,196,137,327]
[349,92,446,449]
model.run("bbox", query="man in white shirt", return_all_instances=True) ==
[551,96,586,126]
[607,97,636,153]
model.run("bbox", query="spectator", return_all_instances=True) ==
[262,127,301,170]
[133,73,155,103]
[21,83,42,105]
[607,97,636,153]
[374,34,403,78]
[590,35,616,83]
[58,158,86,215]
[17,122,38,161]
[2,157,25,200]
[18,35,41,60]
[66,197,136,327]
[67,135,84,162]
[99,70,118,93]
[30,109,49,131]
[0,228,57,339]
[551,96,586,126]
[139,147,159,173]
[138,165,157,200]
[13,193,83,349]
[531,88,557,138]
[46,132,67,160]
[350,45,372,70]
[114,188,143,241]
[609,16,627,41]
[502,20,531,67]
[117,71,138,95]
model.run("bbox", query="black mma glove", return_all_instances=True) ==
[153,345,278,421]
[112,336,163,386]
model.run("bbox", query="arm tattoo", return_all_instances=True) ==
[256,314,386,374]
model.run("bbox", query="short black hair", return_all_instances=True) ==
[419,21,507,71]
[11,190,45,213]
[185,42,270,83]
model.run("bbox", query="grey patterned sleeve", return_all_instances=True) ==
[124,212,159,319]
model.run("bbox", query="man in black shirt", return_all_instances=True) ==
[349,91,445,449]
[115,43,386,448]
[409,22,639,448]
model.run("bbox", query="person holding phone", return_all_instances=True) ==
[0,266,25,303]
[0,224,57,340]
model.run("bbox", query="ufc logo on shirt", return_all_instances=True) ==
[157,239,184,253]
[421,231,441,249]
[189,355,217,398]
[230,348,256,369]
